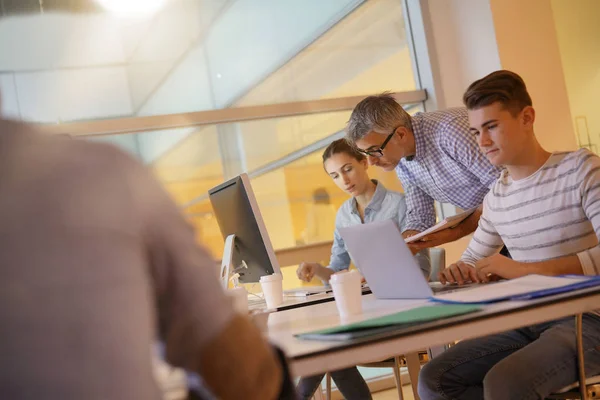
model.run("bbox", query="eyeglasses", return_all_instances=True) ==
[356,127,397,158]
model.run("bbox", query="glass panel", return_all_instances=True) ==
[85,104,424,260]
[179,104,423,259]
[95,110,353,177]
[251,144,406,251]
[0,0,416,122]
[86,126,224,207]
[235,0,417,106]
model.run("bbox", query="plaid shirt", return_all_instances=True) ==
[395,108,502,232]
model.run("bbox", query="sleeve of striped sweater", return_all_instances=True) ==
[460,195,505,266]
[577,151,600,276]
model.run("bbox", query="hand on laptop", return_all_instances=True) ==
[439,261,480,285]
[474,254,527,282]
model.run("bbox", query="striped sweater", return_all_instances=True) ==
[462,149,600,277]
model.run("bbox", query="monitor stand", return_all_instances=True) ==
[220,234,248,289]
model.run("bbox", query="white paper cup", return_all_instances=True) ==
[250,310,272,333]
[260,273,283,309]
[330,270,363,317]
[227,287,248,314]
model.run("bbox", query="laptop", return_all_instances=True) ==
[339,219,472,299]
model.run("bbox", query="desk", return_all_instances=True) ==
[249,292,335,312]
[249,288,371,312]
[267,287,600,378]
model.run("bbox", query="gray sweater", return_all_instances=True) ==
[0,120,257,399]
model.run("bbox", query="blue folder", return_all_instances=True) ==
[431,275,600,305]
[511,275,600,300]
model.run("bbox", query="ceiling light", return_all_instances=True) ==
[94,0,169,17]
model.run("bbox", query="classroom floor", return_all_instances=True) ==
[372,384,416,400]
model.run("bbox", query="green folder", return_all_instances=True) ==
[295,304,481,341]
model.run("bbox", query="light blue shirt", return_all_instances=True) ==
[328,180,431,277]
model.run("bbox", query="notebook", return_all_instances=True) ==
[404,208,477,243]
[432,274,600,304]
[295,304,481,341]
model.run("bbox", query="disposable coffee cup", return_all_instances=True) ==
[227,286,248,314]
[260,273,284,309]
[330,270,363,317]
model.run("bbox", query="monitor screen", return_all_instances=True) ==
[208,174,280,283]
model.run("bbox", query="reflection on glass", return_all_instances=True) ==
[0,0,415,122]
[85,104,424,259]
[87,125,224,207]
[235,0,417,106]
[178,105,422,257]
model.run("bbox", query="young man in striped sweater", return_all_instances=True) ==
[418,70,600,400]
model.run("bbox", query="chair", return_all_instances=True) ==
[318,354,426,400]
[546,314,599,400]
[428,247,445,282]
[547,377,600,399]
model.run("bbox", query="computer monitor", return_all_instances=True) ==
[208,173,281,285]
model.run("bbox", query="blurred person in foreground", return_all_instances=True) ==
[0,115,294,400]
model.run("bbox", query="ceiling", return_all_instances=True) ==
[0,0,103,15]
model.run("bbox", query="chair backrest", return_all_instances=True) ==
[429,248,446,282]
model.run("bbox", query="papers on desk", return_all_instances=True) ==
[284,284,371,298]
[295,304,481,341]
[404,208,477,243]
[284,285,331,298]
[432,274,600,304]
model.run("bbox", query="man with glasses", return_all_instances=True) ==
[346,93,502,252]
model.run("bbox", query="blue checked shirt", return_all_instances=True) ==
[395,108,502,233]
[328,180,431,277]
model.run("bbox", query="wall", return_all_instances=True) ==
[425,0,501,109]
[489,0,576,152]
[552,0,600,153]
[425,0,576,153]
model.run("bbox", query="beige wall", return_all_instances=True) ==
[426,0,577,153]
[490,0,577,152]
[426,0,501,109]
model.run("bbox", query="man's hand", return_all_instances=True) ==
[402,230,423,255]
[475,254,530,282]
[402,230,421,240]
[296,262,335,282]
[296,262,319,282]
[409,226,465,253]
[409,207,483,252]
[439,261,480,285]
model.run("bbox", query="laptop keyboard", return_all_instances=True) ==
[430,282,478,294]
